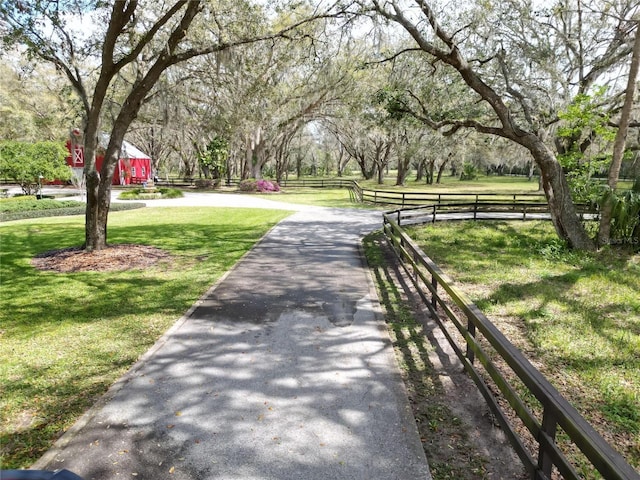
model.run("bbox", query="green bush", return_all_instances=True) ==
[460,162,478,181]
[194,179,220,189]
[118,187,183,200]
[0,140,71,194]
[238,179,258,192]
[0,199,83,213]
[238,179,280,192]
[0,202,145,222]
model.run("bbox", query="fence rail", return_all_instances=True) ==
[386,201,597,225]
[381,213,638,480]
[361,189,546,207]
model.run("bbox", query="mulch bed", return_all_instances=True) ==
[32,244,170,273]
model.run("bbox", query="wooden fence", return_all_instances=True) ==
[361,189,546,207]
[386,201,597,225]
[381,213,638,480]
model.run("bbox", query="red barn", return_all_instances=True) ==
[66,132,152,186]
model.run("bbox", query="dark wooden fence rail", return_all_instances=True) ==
[381,213,639,480]
[386,202,597,225]
[361,189,547,207]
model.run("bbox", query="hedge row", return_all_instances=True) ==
[0,202,145,222]
[0,199,85,213]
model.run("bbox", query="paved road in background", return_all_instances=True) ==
[33,190,432,480]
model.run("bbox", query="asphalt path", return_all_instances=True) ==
[32,190,432,479]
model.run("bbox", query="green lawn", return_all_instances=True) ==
[0,207,290,468]
[404,220,640,472]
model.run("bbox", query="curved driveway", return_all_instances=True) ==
[34,191,432,479]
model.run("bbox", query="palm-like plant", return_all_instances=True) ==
[604,177,640,247]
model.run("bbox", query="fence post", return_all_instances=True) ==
[397,210,401,225]
[537,409,558,479]
[473,202,478,220]
[431,276,438,312]
[432,204,437,223]
[466,318,476,365]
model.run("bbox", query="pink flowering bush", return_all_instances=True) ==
[256,179,280,192]
[239,179,280,193]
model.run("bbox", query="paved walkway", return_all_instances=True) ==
[33,192,432,480]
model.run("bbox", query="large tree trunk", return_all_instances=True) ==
[82,111,106,251]
[84,170,104,251]
[525,135,595,250]
[396,155,411,185]
[436,154,452,184]
[84,128,126,250]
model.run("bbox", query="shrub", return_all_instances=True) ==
[0,198,84,213]
[238,179,258,192]
[459,162,478,181]
[256,179,280,192]
[157,187,184,199]
[118,187,183,200]
[0,201,145,222]
[0,140,71,194]
[194,179,220,189]
[238,179,280,193]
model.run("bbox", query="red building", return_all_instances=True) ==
[66,132,152,185]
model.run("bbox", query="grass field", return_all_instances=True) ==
[404,220,640,473]
[0,207,291,468]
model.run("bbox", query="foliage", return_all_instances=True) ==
[0,62,78,142]
[0,207,291,468]
[0,141,71,194]
[238,179,258,192]
[256,179,280,192]
[194,179,220,189]
[557,91,615,141]
[0,201,144,222]
[601,178,640,248]
[238,179,280,192]
[118,187,183,200]
[557,90,616,203]
[197,137,229,179]
[0,198,83,213]
[459,161,478,181]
